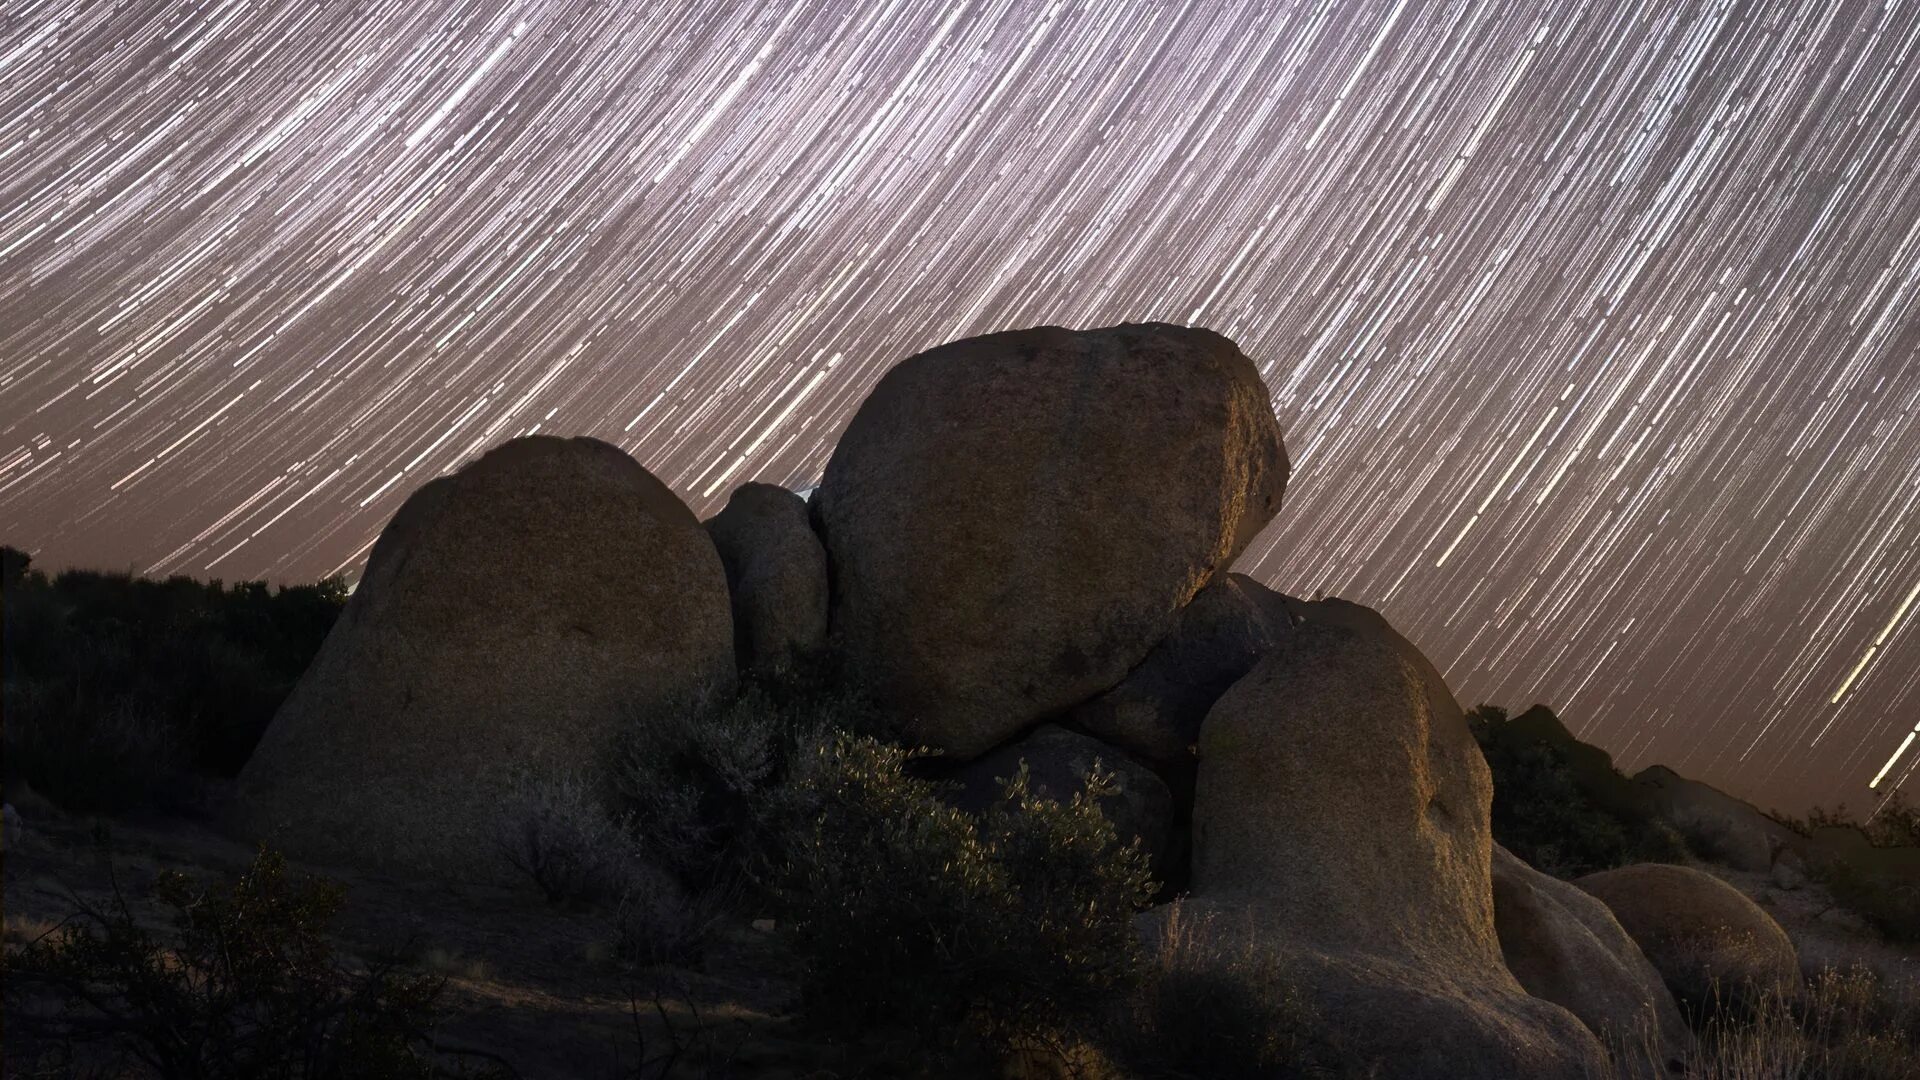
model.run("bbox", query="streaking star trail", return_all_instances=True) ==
[3,0,1919,813]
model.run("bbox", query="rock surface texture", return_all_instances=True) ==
[234,436,735,884]
[1491,845,1692,1071]
[704,482,828,675]
[1576,862,1801,1009]
[1632,765,1800,874]
[811,323,1289,759]
[1069,573,1295,771]
[1182,620,1609,1079]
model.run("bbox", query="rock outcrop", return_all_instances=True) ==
[950,724,1174,875]
[812,323,1288,759]
[234,436,735,884]
[1069,573,1295,771]
[1491,845,1692,1070]
[1576,863,1800,1009]
[1632,765,1800,874]
[1180,621,1609,1079]
[705,482,828,675]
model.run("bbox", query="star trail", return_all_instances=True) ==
[3,0,1918,813]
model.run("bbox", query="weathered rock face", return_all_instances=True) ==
[234,436,735,884]
[812,323,1289,759]
[949,724,1174,875]
[1184,621,1608,1079]
[1576,863,1800,1009]
[1633,765,1799,873]
[704,482,828,675]
[1069,573,1296,771]
[1492,845,1692,1071]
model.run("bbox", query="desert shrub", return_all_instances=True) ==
[1815,859,1920,945]
[494,767,640,904]
[1469,704,1688,876]
[610,672,890,890]
[1668,966,1920,1079]
[1783,792,1920,849]
[761,731,1156,1067]
[1108,902,1333,1078]
[0,551,347,813]
[609,862,731,967]
[1775,794,1920,944]
[610,685,777,890]
[3,847,504,1079]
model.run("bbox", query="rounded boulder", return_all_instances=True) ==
[1069,573,1296,771]
[813,323,1289,759]
[1491,845,1692,1071]
[234,436,735,884]
[705,482,828,675]
[1187,621,1607,1078]
[1576,862,1801,1010]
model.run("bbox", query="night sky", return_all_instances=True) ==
[3,0,1918,814]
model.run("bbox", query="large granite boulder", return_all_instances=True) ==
[234,436,735,884]
[1632,765,1800,873]
[1069,573,1296,771]
[1492,845,1692,1071]
[949,725,1174,876]
[812,323,1288,759]
[705,482,828,675]
[1576,863,1800,1010]
[1183,620,1608,1078]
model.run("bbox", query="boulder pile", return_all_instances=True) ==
[236,322,1745,1076]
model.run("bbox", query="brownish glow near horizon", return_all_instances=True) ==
[3,1,1918,814]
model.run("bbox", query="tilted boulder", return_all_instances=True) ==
[234,436,735,884]
[949,725,1174,876]
[1576,863,1800,1010]
[1492,845,1692,1072]
[1069,573,1296,771]
[812,323,1288,759]
[705,482,828,675]
[1182,620,1608,1079]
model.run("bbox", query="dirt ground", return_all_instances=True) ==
[1699,860,1920,991]
[7,786,1916,1080]
[1,787,840,1080]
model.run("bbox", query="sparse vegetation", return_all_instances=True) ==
[1109,902,1334,1078]
[494,766,640,905]
[3,847,504,1079]
[1,546,346,814]
[1469,703,1690,877]
[762,731,1157,1069]
[1773,793,1920,945]
[1666,965,1920,1079]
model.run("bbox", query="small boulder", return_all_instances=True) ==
[1576,863,1800,1009]
[1069,573,1295,770]
[1184,621,1608,1079]
[234,436,736,885]
[1491,845,1692,1070]
[949,725,1173,875]
[705,482,828,675]
[1770,851,1809,891]
[812,323,1289,759]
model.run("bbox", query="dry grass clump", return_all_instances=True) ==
[1662,965,1920,1080]
[1107,902,1333,1079]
